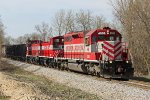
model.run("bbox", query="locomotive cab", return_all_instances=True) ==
[52,37,64,50]
[85,27,134,79]
[99,28,133,79]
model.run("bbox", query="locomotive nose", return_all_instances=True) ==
[116,65,124,73]
[102,41,122,60]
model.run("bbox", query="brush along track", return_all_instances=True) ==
[124,80,150,90]
[2,58,150,100]
[59,66,150,91]
[4,58,150,90]
[3,58,150,89]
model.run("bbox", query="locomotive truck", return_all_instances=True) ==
[4,27,134,80]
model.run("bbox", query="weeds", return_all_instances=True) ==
[0,60,101,100]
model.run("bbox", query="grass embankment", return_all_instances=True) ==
[0,60,101,100]
[0,96,10,100]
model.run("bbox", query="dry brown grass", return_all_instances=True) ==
[0,60,102,100]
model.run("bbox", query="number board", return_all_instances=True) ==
[98,32,106,35]
[110,32,116,35]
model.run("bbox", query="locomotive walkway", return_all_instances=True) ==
[3,58,150,100]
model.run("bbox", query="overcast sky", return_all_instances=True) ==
[0,0,113,38]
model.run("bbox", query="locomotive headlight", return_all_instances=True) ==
[109,61,112,63]
[126,61,129,63]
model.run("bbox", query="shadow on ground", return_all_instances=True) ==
[0,61,18,73]
[131,76,150,82]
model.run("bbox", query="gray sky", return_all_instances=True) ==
[0,0,113,38]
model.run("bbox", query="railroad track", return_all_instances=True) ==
[4,58,150,91]
[127,81,150,87]
[125,80,150,90]
[84,74,150,90]
[71,70,150,90]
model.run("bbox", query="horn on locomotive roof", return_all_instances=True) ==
[103,27,111,30]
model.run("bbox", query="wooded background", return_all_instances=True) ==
[111,0,150,75]
[0,18,4,58]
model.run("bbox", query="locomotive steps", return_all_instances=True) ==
[2,58,150,100]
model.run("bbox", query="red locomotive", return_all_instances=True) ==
[6,27,134,80]
[62,27,133,79]
[26,36,64,65]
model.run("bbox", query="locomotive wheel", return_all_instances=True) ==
[63,62,69,71]
[48,62,52,68]
[86,64,91,75]
[60,62,65,70]
[96,72,100,77]
[100,71,104,78]
[87,63,95,75]
[92,69,96,76]
[57,61,61,70]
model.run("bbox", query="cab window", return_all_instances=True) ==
[98,35,106,41]
[85,37,90,46]
[53,39,60,49]
[98,35,116,41]
[64,36,72,42]
[109,36,115,41]
[116,36,121,41]
[92,36,97,42]
[62,39,64,42]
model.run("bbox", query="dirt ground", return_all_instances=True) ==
[0,61,50,100]
[0,59,101,100]
[0,72,50,100]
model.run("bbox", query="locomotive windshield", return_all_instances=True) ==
[98,35,106,41]
[98,35,121,41]
[97,35,121,41]
[97,30,121,41]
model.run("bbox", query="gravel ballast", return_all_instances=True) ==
[4,59,150,100]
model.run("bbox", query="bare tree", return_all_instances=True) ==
[64,10,75,33]
[92,15,106,29]
[31,32,39,40]
[22,33,31,43]
[5,36,19,45]
[47,27,53,39]
[35,22,52,41]
[16,36,24,44]
[0,18,4,57]
[15,33,31,44]
[52,10,65,36]
[111,0,150,75]
[75,10,93,31]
